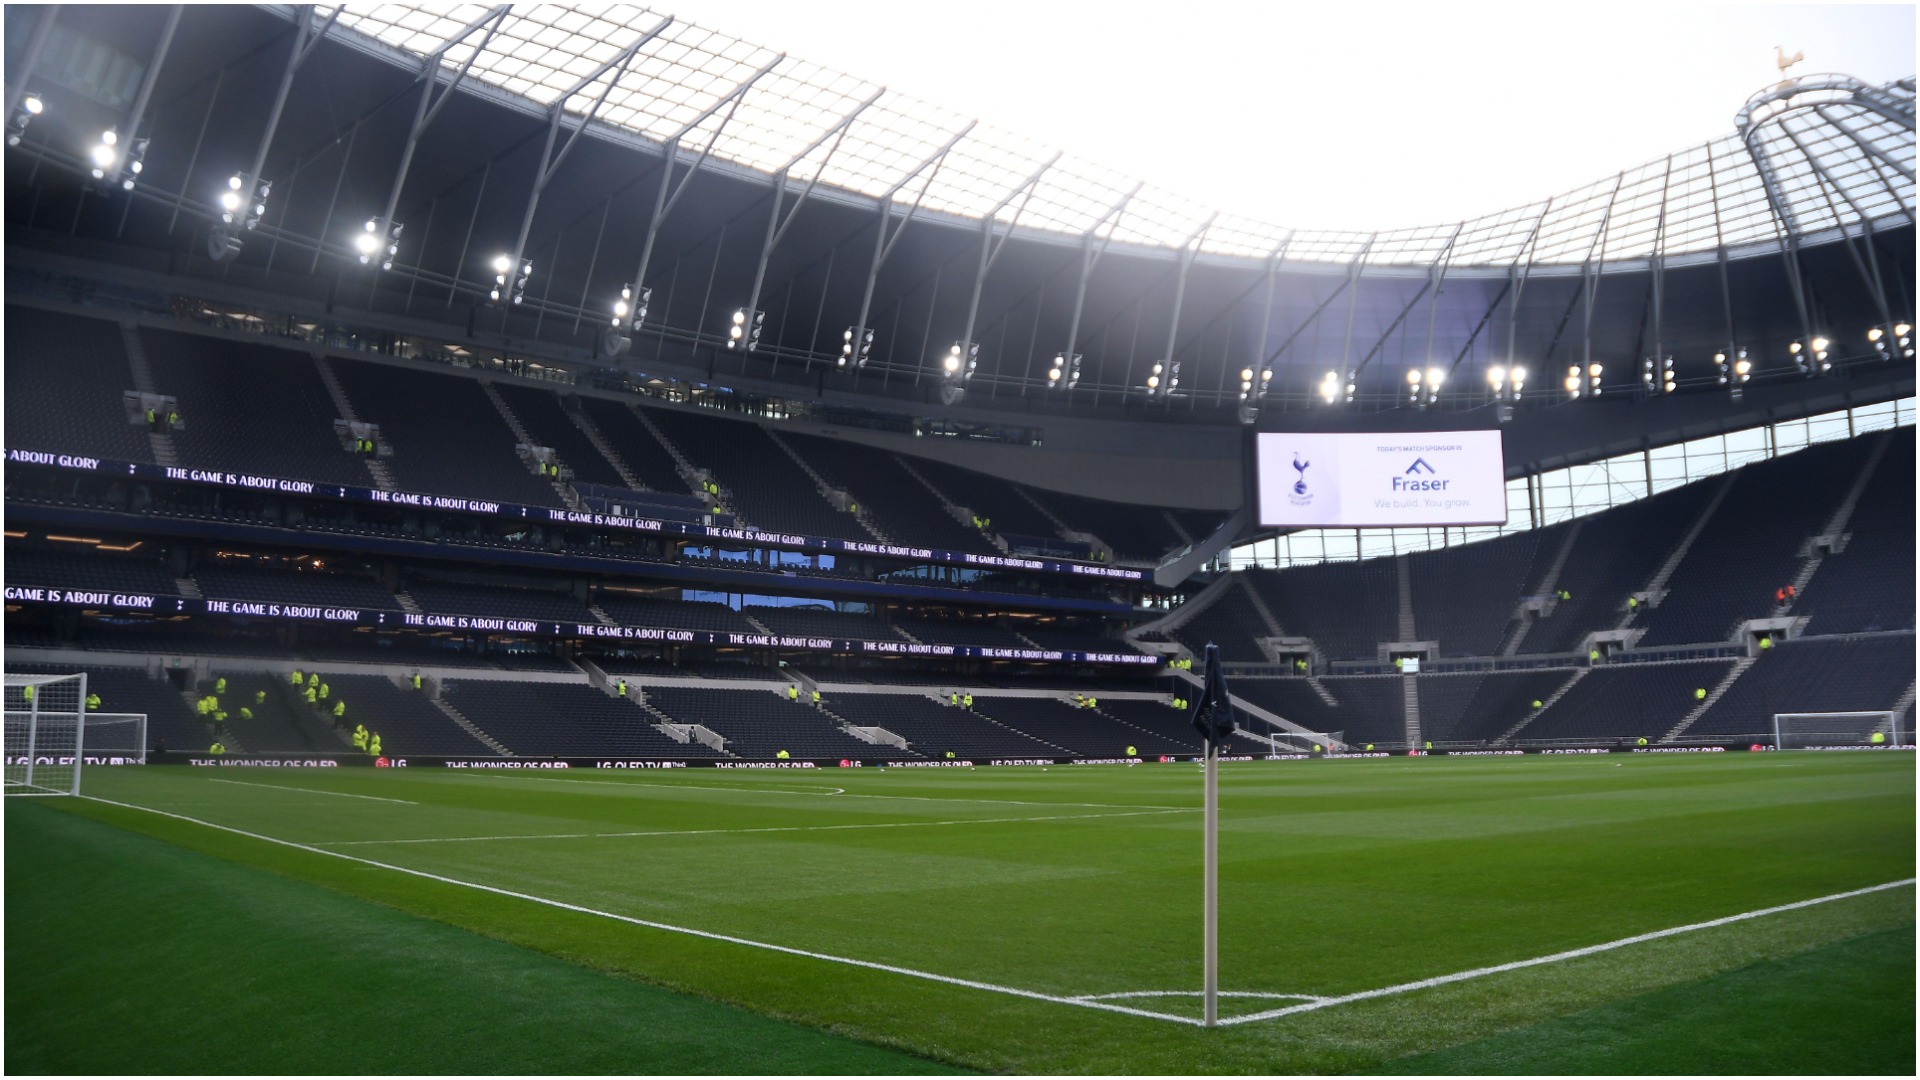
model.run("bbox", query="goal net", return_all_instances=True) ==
[1772,711,1905,750]
[6,672,87,796]
[1258,728,1344,754]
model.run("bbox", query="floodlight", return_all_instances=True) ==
[7,92,44,147]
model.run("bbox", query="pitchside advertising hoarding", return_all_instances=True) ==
[1255,430,1508,528]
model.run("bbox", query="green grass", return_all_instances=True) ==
[1375,927,1915,1075]
[4,802,965,1075]
[10,753,1915,1073]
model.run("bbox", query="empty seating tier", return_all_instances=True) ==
[645,408,865,540]
[490,383,626,489]
[4,308,153,463]
[645,685,907,759]
[329,358,561,508]
[1637,438,1875,648]
[443,680,718,758]
[5,546,179,596]
[821,693,1057,758]
[778,432,987,552]
[1687,635,1915,740]
[577,399,689,493]
[972,696,1190,757]
[1521,660,1734,743]
[193,563,397,610]
[324,673,502,756]
[139,329,369,486]
[404,581,595,625]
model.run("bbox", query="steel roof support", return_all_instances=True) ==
[494,20,670,315]
[1501,202,1551,368]
[1781,118,1897,326]
[1812,104,1916,181]
[244,8,339,202]
[844,122,978,369]
[368,6,510,248]
[1704,139,1740,351]
[1581,172,1626,375]
[610,52,784,347]
[957,153,1060,360]
[3,4,59,136]
[1153,213,1214,396]
[1355,279,1433,376]
[740,88,883,357]
[1649,155,1674,367]
[1740,123,1819,356]
[1335,235,1379,380]
[118,6,182,162]
[1060,183,1143,378]
[1252,233,1296,382]
[1418,228,1462,372]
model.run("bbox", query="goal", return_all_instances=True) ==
[1259,728,1345,754]
[1772,711,1905,750]
[6,672,87,795]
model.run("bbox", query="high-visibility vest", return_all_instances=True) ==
[617,681,627,697]
[210,742,226,755]
[787,687,798,700]
[255,691,266,704]
[333,701,345,717]
[412,674,422,690]
[86,693,101,710]
[290,671,304,685]
[239,708,253,721]
[369,737,381,756]
[308,673,319,688]
[812,690,821,704]
[305,688,317,704]
[215,678,227,694]
[318,684,330,700]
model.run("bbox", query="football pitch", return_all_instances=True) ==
[9,752,1915,1074]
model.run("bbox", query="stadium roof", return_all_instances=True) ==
[320,3,1916,267]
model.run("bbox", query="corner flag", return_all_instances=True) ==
[1189,643,1237,749]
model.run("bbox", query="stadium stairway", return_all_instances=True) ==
[1779,429,1897,620]
[480,381,586,511]
[312,355,397,492]
[564,400,646,491]
[1502,520,1584,655]
[1493,670,1586,744]
[1660,656,1760,742]
[428,692,510,756]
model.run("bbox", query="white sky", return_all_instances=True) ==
[656,1,1916,231]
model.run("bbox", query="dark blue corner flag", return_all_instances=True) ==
[1189,642,1237,750]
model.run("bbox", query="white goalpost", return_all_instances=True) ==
[1261,728,1345,754]
[1772,711,1905,750]
[6,672,87,796]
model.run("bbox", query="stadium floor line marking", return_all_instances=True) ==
[207,778,416,805]
[315,807,1195,846]
[460,772,1193,811]
[1214,877,1919,1027]
[78,796,1205,1027]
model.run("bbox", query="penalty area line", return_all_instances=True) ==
[77,795,1205,1027]
[1216,877,1919,1026]
[207,778,416,804]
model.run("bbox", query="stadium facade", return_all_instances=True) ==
[4,4,1914,764]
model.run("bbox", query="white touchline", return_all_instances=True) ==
[319,807,1195,846]
[1214,877,1918,1026]
[79,795,1205,1027]
[208,778,416,805]
[78,795,1914,1031]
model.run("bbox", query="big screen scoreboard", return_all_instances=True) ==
[1254,430,1507,528]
